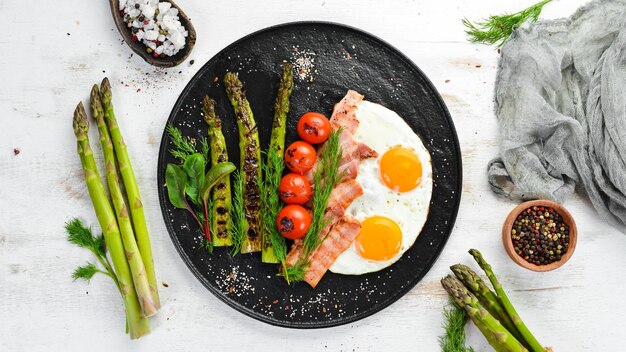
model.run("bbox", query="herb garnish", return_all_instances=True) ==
[165,125,235,250]
[462,0,553,47]
[66,218,119,287]
[439,301,475,352]
[259,148,289,276]
[282,129,343,282]
[230,170,246,255]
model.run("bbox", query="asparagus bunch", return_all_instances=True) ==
[90,85,157,317]
[441,249,548,352]
[101,78,160,309]
[70,79,160,338]
[441,276,528,352]
[72,103,150,339]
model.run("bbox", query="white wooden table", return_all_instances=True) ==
[2,0,624,350]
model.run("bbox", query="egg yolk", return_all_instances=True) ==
[356,216,402,261]
[380,147,422,192]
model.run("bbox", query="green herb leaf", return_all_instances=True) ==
[439,302,474,352]
[94,233,107,258]
[72,262,99,281]
[230,170,246,256]
[165,163,189,209]
[462,0,553,47]
[66,218,97,251]
[200,137,210,165]
[259,148,287,262]
[183,153,205,204]
[166,124,197,160]
[201,162,236,205]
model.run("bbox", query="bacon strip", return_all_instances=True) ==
[330,90,364,134]
[285,180,363,267]
[304,215,361,288]
[305,129,377,182]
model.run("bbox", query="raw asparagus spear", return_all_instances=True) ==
[90,86,158,317]
[451,264,524,347]
[100,78,160,309]
[469,249,545,352]
[224,72,262,253]
[263,63,294,263]
[73,103,150,339]
[442,275,528,352]
[202,95,232,247]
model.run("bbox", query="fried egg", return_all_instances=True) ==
[329,101,433,275]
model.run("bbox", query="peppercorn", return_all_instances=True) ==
[511,206,569,265]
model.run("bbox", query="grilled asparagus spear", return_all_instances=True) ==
[269,63,294,156]
[202,95,232,247]
[224,72,262,253]
[262,63,294,263]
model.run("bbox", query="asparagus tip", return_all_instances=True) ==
[89,85,103,119]
[100,77,112,103]
[73,101,89,136]
[202,95,216,119]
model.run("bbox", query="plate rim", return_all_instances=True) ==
[157,20,463,329]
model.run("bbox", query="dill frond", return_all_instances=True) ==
[462,0,553,47]
[200,137,210,166]
[66,218,98,251]
[166,124,197,160]
[230,170,246,255]
[72,262,99,281]
[259,148,288,262]
[439,302,474,352]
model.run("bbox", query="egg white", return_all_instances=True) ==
[328,100,433,275]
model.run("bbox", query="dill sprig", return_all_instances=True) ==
[439,301,475,352]
[200,137,210,166]
[66,218,119,286]
[166,124,197,160]
[259,148,289,275]
[230,170,246,255]
[201,198,215,253]
[462,0,553,47]
[282,129,343,282]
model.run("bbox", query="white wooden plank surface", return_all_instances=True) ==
[1,0,625,351]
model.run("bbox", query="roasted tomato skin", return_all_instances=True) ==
[284,141,316,174]
[276,205,312,240]
[297,112,332,144]
[278,173,312,205]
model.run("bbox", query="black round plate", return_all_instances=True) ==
[157,22,462,328]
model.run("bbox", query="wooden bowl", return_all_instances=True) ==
[502,200,577,272]
[109,0,196,68]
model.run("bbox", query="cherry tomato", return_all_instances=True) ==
[284,141,316,174]
[276,205,312,240]
[297,112,332,144]
[278,173,312,205]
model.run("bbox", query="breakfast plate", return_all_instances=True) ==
[157,21,462,328]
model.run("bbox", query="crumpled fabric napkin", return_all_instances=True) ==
[488,0,626,232]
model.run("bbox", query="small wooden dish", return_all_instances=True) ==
[109,0,196,68]
[502,200,577,272]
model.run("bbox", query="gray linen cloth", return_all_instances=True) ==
[488,0,626,232]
